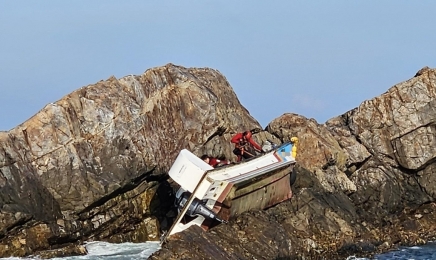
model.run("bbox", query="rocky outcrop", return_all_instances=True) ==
[0,64,268,257]
[152,183,436,260]
[3,63,436,259]
[268,66,436,237]
[151,67,436,259]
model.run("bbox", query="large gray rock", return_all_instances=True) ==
[3,63,436,259]
[0,64,263,257]
[326,67,436,219]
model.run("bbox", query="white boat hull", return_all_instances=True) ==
[164,142,297,239]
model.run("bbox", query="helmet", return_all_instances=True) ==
[290,137,298,143]
[244,131,252,139]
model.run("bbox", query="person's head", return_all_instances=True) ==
[243,130,252,139]
[200,154,210,163]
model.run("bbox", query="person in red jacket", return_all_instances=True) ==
[201,155,231,168]
[231,130,263,162]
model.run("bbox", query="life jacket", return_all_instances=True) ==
[236,137,248,149]
[209,157,229,168]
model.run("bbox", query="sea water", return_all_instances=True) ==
[348,241,436,260]
[0,241,161,260]
[2,241,436,259]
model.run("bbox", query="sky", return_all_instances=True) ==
[1,1,436,131]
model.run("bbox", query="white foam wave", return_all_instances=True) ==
[0,241,161,260]
[346,256,368,260]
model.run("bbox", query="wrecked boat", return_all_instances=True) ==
[163,138,298,240]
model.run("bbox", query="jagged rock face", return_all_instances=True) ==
[266,113,357,194]
[326,67,436,217]
[265,67,436,218]
[3,63,436,259]
[345,66,436,171]
[152,67,436,260]
[0,64,262,257]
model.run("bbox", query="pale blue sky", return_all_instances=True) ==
[1,1,436,131]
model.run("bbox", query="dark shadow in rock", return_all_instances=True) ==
[150,178,177,233]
